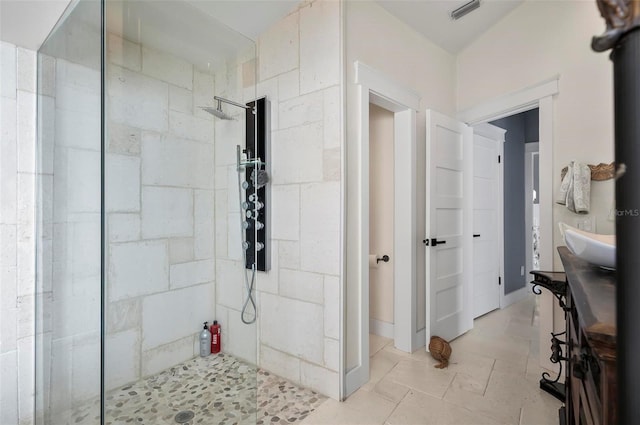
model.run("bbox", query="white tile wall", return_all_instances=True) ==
[170,259,215,289]
[279,269,323,304]
[16,48,36,93]
[323,337,339,372]
[141,186,193,238]
[169,237,195,264]
[142,46,193,90]
[107,33,142,72]
[0,42,17,98]
[192,70,214,120]
[70,334,100,402]
[323,275,340,340]
[271,122,324,184]
[300,360,340,400]
[258,12,299,81]
[169,85,193,114]
[279,90,323,129]
[107,298,141,334]
[300,182,340,275]
[108,213,141,242]
[323,85,341,149]
[1,41,38,424]
[108,240,169,301]
[141,335,195,378]
[224,312,257,364]
[141,283,214,350]
[108,64,169,132]
[259,344,300,383]
[278,240,300,270]
[106,154,141,212]
[254,0,343,399]
[169,110,214,143]
[270,185,300,240]
[141,134,214,189]
[0,351,19,425]
[194,190,215,259]
[299,0,341,94]
[256,240,279,295]
[260,293,324,364]
[105,330,140,390]
[216,259,244,311]
[278,69,300,102]
[108,122,141,156]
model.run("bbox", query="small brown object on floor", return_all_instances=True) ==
[428,336,452,369]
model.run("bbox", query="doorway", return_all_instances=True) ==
[368,104,395,340]
[489,108,540,307]
[346,61,421,396]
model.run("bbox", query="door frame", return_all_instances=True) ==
[524,142,540,281]
[346,61,421,396]
[458,77,559,370]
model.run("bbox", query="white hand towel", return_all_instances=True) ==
[556,161,591,214]
[556,162,573,206]
[572,162,591,213]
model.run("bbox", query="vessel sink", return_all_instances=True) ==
[559,222,616,269]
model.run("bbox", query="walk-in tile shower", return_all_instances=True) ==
[33,1,303,423]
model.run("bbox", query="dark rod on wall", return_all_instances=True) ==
[592,1,640,423]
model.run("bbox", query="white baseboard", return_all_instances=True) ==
[502,286,529,308]
[369,318,394,339]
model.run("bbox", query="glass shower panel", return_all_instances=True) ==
[36,0,103,423]
[104,1,258,423]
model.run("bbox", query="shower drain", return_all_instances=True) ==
[174,410,195,423]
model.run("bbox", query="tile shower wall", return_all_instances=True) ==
[0,42,36,425]
[104,34,220,390]
[252,0,342,399]
[1,41,37,425]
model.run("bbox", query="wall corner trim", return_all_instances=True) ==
[354,61,421,111]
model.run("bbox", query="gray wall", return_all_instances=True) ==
[490,109,538,295]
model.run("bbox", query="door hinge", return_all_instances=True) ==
[498,155,501,163]
[498,276,502,286]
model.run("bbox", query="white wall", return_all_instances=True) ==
[1,41,37,425]
[345,1,456,371]
[457,0,615,269]
[254,0,342,399]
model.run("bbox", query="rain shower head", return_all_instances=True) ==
[201,104,234,120]
[200,96,251,120]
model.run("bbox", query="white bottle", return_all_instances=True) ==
[199,322,211,357]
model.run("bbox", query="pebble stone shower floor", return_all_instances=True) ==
[65,353,327,425]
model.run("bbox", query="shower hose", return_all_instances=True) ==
[236,145,257,325]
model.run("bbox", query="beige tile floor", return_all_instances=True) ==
[301,295,562,425]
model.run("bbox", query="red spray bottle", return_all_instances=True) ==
[210,320,221,354]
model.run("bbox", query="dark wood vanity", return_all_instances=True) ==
[531,247,617,424]
[560,247,617,425]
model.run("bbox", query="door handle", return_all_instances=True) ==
[430,238,446,246]
[473,234,481,238]
[376,255,390,264]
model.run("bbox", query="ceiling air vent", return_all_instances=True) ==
[450,0,481,20]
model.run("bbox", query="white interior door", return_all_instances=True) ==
[425,110,473,343]
[472,126,503,318]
